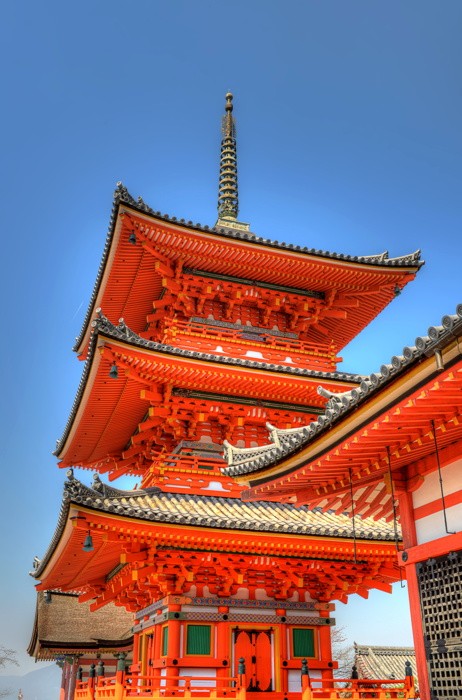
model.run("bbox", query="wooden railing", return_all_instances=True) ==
[75,660,417,700]
[125,674,242,697]
[75,670,245,700]
[301,664,417,699]
[157,319,339,372]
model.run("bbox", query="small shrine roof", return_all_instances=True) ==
[56,312,362,462]
[354,644,417,686]
[74,183,423,353]
[27,591,132,660]
[223,305,462,480]
[32,471,399,581]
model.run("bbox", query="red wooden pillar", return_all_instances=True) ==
[276,612,288,694]
[398,492,430,700]
[217,607,230,691]
[167,605,182,688]
[318,612,333,681]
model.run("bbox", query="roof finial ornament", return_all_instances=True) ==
[216,93,251,234]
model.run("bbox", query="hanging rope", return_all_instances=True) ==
[348,468,357,564]
[431,419,455,535]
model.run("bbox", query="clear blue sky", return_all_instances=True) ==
[1,0,461,674]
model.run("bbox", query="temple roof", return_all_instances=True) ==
[223,305,462,480]
[31,471,399,582]
[56,313,361,465]
[354,644,417,686]
[74,183,423,355]
[27,591,132,660]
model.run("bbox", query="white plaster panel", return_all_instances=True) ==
[285,610,319,619]
[309,670,322,686]
[182,606,218,613]
[179,668,216,687]
[415,502,462,545]
[412,459,462,509]
[288,670,302,692]
[230,607,275,615]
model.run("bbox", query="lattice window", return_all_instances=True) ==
[417,551,462,698]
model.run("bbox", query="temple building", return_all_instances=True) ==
[225,307,462,699]
[30,94,422,700]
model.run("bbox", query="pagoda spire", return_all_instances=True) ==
[216,93,250,232]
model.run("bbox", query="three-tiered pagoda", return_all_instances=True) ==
[30,94,422,700]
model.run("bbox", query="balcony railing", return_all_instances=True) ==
[76,671,245,700]
[75,660,417,700]
[155,319,339,372]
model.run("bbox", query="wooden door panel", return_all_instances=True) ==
[233,629,273,693]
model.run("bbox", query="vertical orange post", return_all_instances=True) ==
[318,612,333,682]
[167,606,182,689]
[398,493,430,700]
[216,612,230,691]
[236,657,247,700]
[277,617,288,694]
[405,564,430,700]
[114,653,127,700]
[86,664,95,700]
[398,492,418,550]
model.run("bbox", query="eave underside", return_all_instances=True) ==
[243,350,462,521]
[76,193,422,357]
[34,481,401,610]
[57,329,359,474]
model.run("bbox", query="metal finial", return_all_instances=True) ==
[218,92,238,220]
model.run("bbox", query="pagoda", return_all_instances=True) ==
[30,94,422,700]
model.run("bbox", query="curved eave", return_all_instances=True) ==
[34,480,400,593]
[233,310,462,505]
[74,184,423,356]
[57,318,362,468]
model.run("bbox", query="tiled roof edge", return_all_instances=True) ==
[223,304,462,477]
[73,183,424,352]
[56,312,362,457]
[32,472,398,564]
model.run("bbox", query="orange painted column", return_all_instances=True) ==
[217,608,230,690]
[405,564,430,700]
[398,491,417,550]
[276,613,288,693]
[152,623,162,685]
[398,491,430,700]
[132,632,140,668]
[318,612,333,681]
[167,605,182,688]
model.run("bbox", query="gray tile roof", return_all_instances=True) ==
[31,471,399,579]
[223,304,462,477]
[354,644,418,686]
[73,183,423,352]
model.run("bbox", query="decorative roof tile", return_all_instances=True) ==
[223,304,462,477]
[74,183,423,352]
[56,312,362,457]
[354,644,418,687]
[32,470,399,579]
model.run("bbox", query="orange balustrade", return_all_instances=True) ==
[156,319,339,371]
[301,672,417,699]
[75,672,246,700]
[75,671,417,700]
